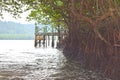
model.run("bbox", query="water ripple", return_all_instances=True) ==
[0,40,110,80]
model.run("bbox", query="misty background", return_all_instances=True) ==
[0,21,35,40]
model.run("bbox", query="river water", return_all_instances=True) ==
[0,40,111,80]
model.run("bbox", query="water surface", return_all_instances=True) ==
[0,40,110,80]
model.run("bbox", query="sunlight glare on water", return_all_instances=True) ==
[0,40,67,80]
[0,40,35,63]
[0,40,111,80]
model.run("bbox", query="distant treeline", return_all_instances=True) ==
[0,34,34,40]
[0,21,35,40]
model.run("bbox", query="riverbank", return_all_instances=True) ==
[63,47,120,80]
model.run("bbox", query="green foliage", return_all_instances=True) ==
[26,0,65,28]
[56,1,63,6]
[115,0,120,5]
[1,0,120,33]
[0,0,24,18]
[0,0,68,31]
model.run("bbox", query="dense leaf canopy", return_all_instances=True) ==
[1,0,120,26]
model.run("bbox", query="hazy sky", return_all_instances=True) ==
[1,11,34,24]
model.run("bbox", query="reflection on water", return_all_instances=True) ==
[0,40,110,80]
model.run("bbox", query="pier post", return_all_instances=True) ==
[39,40,41,47]
[34,40,37,47]
[48,34,50,46]
[52,34,54,48]
[46,35,47,47]
[34,35,37,47]
[51,26,55,48]
[43,35,46,47]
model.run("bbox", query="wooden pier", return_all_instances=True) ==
[34,23,66,48]
[34,32,65,48]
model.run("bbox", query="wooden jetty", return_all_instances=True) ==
[34,32,65,48]
[34,25,66,48]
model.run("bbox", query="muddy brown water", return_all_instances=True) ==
[0,40,111,80]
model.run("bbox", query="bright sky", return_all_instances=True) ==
[0,11,34,24]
